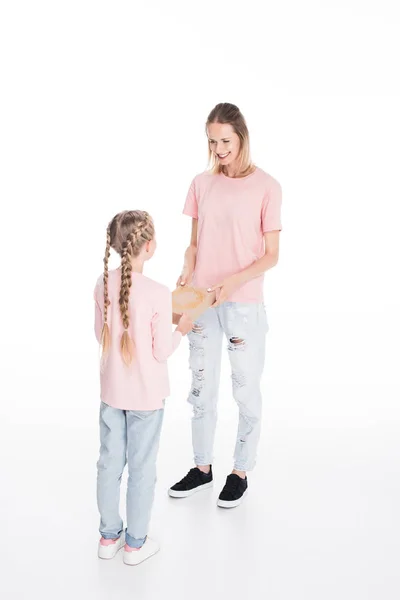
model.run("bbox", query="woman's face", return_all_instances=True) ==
[207,122,241,169]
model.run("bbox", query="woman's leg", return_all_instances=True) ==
[220,303,268,473]
[97,402,127,539]
[125,408,164,548]
[187,307,223,468]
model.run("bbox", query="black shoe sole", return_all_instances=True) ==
[168,481,213,498]
[217,489,248,508]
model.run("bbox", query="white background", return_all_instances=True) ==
[1,1,399,599]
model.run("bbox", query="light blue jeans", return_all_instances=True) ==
[187,302,268,472]
[97,402,164,548]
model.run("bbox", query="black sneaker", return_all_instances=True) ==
[217,474,248,508]
[169,467,213,498]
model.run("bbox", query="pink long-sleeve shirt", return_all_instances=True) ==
[94,269,181,410]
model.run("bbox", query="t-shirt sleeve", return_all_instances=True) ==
[261,178,282,233]
[183,178,198,219]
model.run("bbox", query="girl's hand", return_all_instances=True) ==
[172,312,181,325]
[208,275,242,307]
[176,313,193,336]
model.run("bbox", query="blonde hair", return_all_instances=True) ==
[206,103,254,177]
[101,210,154,366]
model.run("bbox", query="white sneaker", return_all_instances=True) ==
[123,538,160,566]
[98,532,125,559]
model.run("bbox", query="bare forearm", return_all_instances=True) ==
[236,251,279,286]
[178,218,198,286]
[208,231,280,306]
[183,244,197,268]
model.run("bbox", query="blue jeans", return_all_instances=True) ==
[187,303,268,472]
[96,402,164,548]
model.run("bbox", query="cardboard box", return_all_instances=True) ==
[172,285,216,323]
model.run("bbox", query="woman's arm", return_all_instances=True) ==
[237,231,280,282]
[177,218,198,287]
[210,231,280,306]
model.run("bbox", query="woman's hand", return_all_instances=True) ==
[177,220,198,287]
[176,245,196,287]
[208,274,242,307]
[176,264,194,288]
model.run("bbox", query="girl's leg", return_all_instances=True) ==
[220,303,268,473]
[97,402,127,539]
[125,408,164,548]
[187,307,223,468]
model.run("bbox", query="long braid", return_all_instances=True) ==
[101,226,111,357]
[119,231,135,365]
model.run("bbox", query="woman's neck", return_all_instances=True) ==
[223,162,255,178]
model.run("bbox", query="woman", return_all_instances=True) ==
[169,103,282,508]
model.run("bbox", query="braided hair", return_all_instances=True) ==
[101,210,155,365]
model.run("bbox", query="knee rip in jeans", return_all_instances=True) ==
[192,323,207,337]
[191,369,204,399]
[228,337,246,351]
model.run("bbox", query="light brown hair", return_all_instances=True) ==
[101,210,154,366]
[206,103,254,177]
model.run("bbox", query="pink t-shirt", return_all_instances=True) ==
[183,167,282,303]
[94,270,181,411]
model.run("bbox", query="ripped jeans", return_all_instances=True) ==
[187,302,268,472]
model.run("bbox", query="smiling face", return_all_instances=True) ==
[207,122,241,171]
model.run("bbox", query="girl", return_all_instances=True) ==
[169,103,282,508]
[94,210,192,565]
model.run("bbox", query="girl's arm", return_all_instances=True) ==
[152,288,192,362]
[94,286,103,343]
